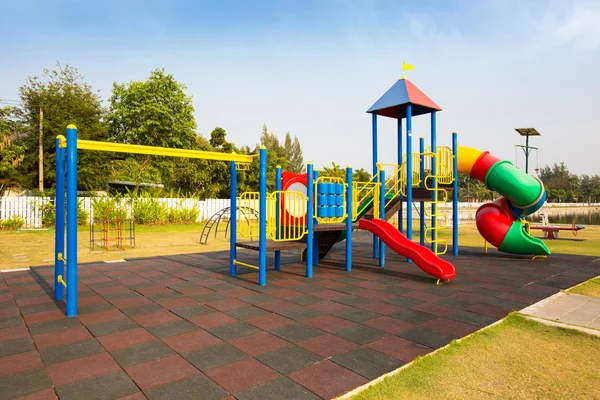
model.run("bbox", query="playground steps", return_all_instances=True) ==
[363,196,402,222]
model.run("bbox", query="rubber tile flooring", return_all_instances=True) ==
[1,232,598,399]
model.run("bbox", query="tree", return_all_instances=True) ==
[321,162,345,179]
[108,69,197,148]
[353,168,371,183]
[0,106,27,192]
[108,69,197,184]
[18,64,109,191]
[283,132,304,173]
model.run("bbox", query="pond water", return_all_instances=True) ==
[528,209,600,226]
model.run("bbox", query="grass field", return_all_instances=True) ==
[350,313,600,400]
[1,222,599,270]
[567,276,600,299]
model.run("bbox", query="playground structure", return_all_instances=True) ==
[230,77,461,286]
[89,208,135,250]
[54,73,553,318]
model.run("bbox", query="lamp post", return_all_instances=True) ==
[515,128,540,175]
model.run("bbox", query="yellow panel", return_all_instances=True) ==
[76,140,253,163]
[457,146,483,175]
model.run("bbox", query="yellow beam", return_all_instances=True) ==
[233,260,259,270]
[76,140,254,163]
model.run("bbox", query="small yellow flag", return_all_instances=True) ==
[403,62,416,71]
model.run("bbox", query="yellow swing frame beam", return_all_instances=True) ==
[74,139,254,164]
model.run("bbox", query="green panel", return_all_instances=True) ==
[337,193,396,242]
[498,221,551,255]
[484,160,541,207]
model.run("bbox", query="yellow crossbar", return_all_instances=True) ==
[76,140,254,163]
[233,260,259,270]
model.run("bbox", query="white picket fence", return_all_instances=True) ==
[2,196,599,228]
[0,196,230,228]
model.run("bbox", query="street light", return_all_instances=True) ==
[515,128,540,175]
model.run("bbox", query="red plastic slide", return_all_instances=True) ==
[358,219,456,280]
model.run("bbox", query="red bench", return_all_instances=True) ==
[529,222,585,239]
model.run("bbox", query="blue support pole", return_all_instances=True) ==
[54,137,65,301]
[258,147,267,286]
[406,104,413,245]
[230,161,237,277]
[372,113,379,258]
[397,116,403,234]
[313,170,319,267]
[345,166,352,272]
[306,163,314,278]
[419,137,425,246]
[452,132,459,256]
[431,112,437,252]
[274,166,282,271]
[65,125,78,317]
[378,168,385,267]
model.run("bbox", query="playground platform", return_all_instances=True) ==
[1,232,598,400]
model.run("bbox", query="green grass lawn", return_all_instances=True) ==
[350,313,600,400]
[1,220,598,270]
[567,276,600,299]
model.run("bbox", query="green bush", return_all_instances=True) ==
[168,204,200,224]
[1,216,25,230]
[40,201,56,227]
[40,199,89,227]
[91,196,126,221]
[132,198,168,225]
[77,200,89,226]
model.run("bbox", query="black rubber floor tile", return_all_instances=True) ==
[332,308,379,323]
[183,342,247,371]
[111,340,175,368]
[446,310,497,327]
[0,337,36,357]
[0,316,25,329]
[256,345,323,374]
[39,338,104,365]
[145,373,228,400]
[398,326,456,349]
[0,368,53,399]
[28,317,81,336]
[55,370,139,400]
[332,347,403,380]
[224,306,270,321]
[206,321,261,341]
[172,305,217,319]
[236,376,320,400]
[87,318,140,337]
[270,323,324,343]
[120,304,164,317]
[389,309,438,325]
[147,319,198,339]
[334,325,388,345]
[279,307,324,322]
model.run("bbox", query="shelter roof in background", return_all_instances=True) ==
[367,78,441,119]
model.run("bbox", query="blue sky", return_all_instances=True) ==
[2,0,599,174]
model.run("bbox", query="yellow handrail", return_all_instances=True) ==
[269,190,307,241]
[237,192,262,238]
[352,173,380,221]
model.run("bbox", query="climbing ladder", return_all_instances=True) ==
[423,146,454,255]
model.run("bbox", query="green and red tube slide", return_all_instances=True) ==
[458,146,550,256]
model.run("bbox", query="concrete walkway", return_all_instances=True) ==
[522,292,600,334]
